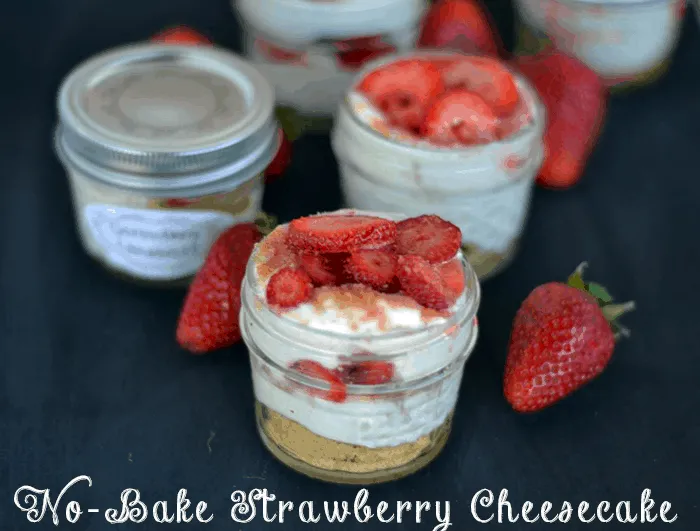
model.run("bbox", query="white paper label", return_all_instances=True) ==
[82,204,249,280]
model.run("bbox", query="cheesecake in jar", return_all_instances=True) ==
[240,210,480,484]
[54,44,279,285]
[332,51,545,279]
[514,0,686,89]
[234,0,425,120]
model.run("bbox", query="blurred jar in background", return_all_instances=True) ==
[55,44,279,286]
[234,0,426,123]
[514,0,686,89]
[332,51,546,280]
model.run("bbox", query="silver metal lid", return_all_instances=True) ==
[57,43,277,178]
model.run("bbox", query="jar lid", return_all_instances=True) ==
[57,43,276,176]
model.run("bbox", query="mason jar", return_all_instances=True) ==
[54,44,279,286]
[234,0,425,123]
[239,214,481,484]
[331,51,546,280]
[514,0,686,90]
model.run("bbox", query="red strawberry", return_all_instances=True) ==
[440,56,519,116]
[264,129,292,184]
[299,253,349,285]
[418,0,501,57]
[396,255,455,310]
[515,51,607,189]
[256,39,307,64]
[176,223,262,354]
[345,249,397,290]
[290,360,347,403]
[504,263,635,412]
[287,214,397,254]
[437,259,465,299]
[422,89,498,145]
[396,215,462,264]
[151,25,211,45]
[333,36,385,52]
[337,360,395,385]
[266,267,314,308]
[335,36,397,71]
[357,59,444,130]
[164,197,199,207]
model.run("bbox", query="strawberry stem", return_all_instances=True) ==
[254,212,278,236]
[566,262,635,341]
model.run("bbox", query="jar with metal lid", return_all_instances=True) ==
[55,44,279,286]
[234,0,426,122]
[514,0,686,90]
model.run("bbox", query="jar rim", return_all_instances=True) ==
[54,124,279,196]
[338,49,546,157]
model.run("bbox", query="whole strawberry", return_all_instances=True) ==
[515,51,606,189]
[504,263,635,412]
[151,25,211,45]
[176,214,276,354]
[418,0,502,57]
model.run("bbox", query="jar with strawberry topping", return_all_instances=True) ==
[514,0,686,90]
[234,0,426,120]
[239,210,480,484]
[55,44,279,286]
[331,51,545,279]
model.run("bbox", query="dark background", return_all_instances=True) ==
[2,0,700,529]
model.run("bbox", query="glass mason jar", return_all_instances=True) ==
[54,44,279,286]
[240,229,481,484]
[331,51,545,280]
[514,0,686,90]
[234,0,426,125]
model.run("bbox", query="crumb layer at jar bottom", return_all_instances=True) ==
[515,22,672,92]
[255,402,453,485]
[462,239,518,281]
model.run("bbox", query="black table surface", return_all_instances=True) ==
[3,1,700,529]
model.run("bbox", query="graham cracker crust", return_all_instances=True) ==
[256,402,453,484]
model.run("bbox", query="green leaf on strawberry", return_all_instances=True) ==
[566,261,635,339]
[586,282,612,303]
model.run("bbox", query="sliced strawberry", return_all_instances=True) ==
[337,45,397,71]
[256,39,307,64]
[357,59,444,130]
[421,89,498,145]
[287,215,397,254]
[496,97,532,139]
[337,360,395,385]
[345,249,397,290]
[264,129,292,184]
[397,255,455,310]
[299,253,349,286]
[266,267,314,308]
[418,0,501,57]
[333,36,385,52]
[438,259,465,300]
[290,360,347,403]
[151,26,211,45]
[440,56,519,116]
[396,215,462,264]
[164,197,199,207]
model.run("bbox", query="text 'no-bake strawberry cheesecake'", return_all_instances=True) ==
[239,210,480,483]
